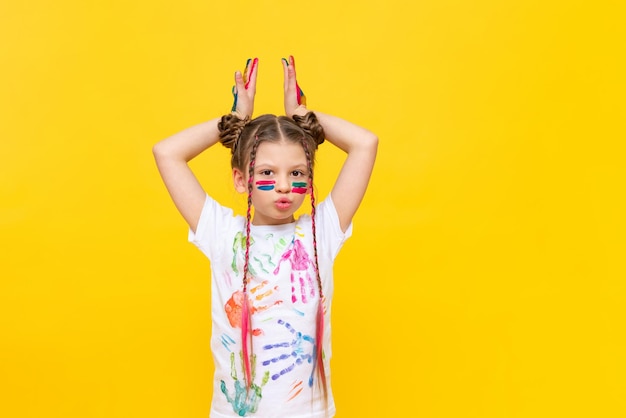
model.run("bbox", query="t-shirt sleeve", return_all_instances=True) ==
[316,194,353,261]
[187,194,240,260]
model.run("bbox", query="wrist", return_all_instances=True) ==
[231,109,250,120]
[290,104,309,118]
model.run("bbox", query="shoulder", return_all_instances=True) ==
[188,194,245,253]
[296,194,352,245]
[315,195,353,238]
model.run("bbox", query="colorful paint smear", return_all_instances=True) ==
[262,319,315,384]
[232,57,258,112]
[256,180,275,191]
[291,182,308,194]
[244,57,258,89]
[224,281,283,334]
[221,351,269,416]
[274,239,315,303]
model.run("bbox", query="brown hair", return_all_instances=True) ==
[218,113,324,170]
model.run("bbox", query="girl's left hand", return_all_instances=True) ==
[282,55,307,118]
[231,57,258,118]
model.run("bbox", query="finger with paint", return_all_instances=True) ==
[290,56,306,106]
[231,58,259,115]
[282,56,308,118]
[282,56,306,106]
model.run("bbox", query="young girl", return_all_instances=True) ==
[153,56,377,418]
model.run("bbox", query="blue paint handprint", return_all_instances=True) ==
[261,319,316,388]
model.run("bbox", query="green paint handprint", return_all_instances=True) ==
[232,232,256,275]
[221,351,270,416]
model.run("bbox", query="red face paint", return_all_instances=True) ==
[291,182,308,194]
[256,180,275,191]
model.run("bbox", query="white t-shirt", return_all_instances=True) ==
[189,194,352,418]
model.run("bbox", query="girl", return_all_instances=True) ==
[153,56,377,418]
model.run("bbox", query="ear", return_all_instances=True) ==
[233,168,248,193]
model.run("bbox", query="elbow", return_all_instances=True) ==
[366,132,379,153]
[152,142,160,157]
[152,140,175,163]
[152,142,165,163]
[370,132,379,147]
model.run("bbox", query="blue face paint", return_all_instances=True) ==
[256,180,275,191]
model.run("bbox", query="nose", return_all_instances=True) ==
[274,176,290,193]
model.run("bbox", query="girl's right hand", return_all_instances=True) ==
[231,58,258,118]
[282,55,308,118]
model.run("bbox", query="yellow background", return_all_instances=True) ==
[1,1,624,417]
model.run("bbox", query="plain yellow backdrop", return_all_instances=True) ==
[1,1,624,417]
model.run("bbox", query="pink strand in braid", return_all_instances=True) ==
[241,134,261,391]
[302,138,327,401]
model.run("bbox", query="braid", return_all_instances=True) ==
[243,136,260,293]
[302,138,328,401]
[302,140,323,299]
[218,113,250,151]
[241,134,261,391]
[218,113,251,170]
[292,112,325,147]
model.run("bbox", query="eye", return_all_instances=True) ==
[258,169,273,176]
[291,170,306,177]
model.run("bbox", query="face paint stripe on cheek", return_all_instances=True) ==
[291,182,308,194]
[255,180,275,191]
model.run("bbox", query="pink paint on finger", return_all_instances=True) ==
[245,58,258,89]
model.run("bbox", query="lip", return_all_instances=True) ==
[275,198,292,210]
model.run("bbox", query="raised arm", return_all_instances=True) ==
[152,118,221,232]
[153,58,258,232]
[306,111,377,232]
[283,56,378,232]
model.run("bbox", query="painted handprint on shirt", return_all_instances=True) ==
[232,232,255,275]
[261,319,316,390]
[221,351,270,416]
[225,280,283,336]
[273,238,316,304]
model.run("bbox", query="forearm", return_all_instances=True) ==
[298,109,377,231]
[152,117,222,163]
[152,117,223,232]
[308,110,378,154]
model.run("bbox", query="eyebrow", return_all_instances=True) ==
[254,163,308,170]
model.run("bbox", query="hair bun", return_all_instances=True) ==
[218,113,250,151]
[292,112,325,148]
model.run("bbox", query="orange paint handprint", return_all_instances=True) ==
[224,280,283,336]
